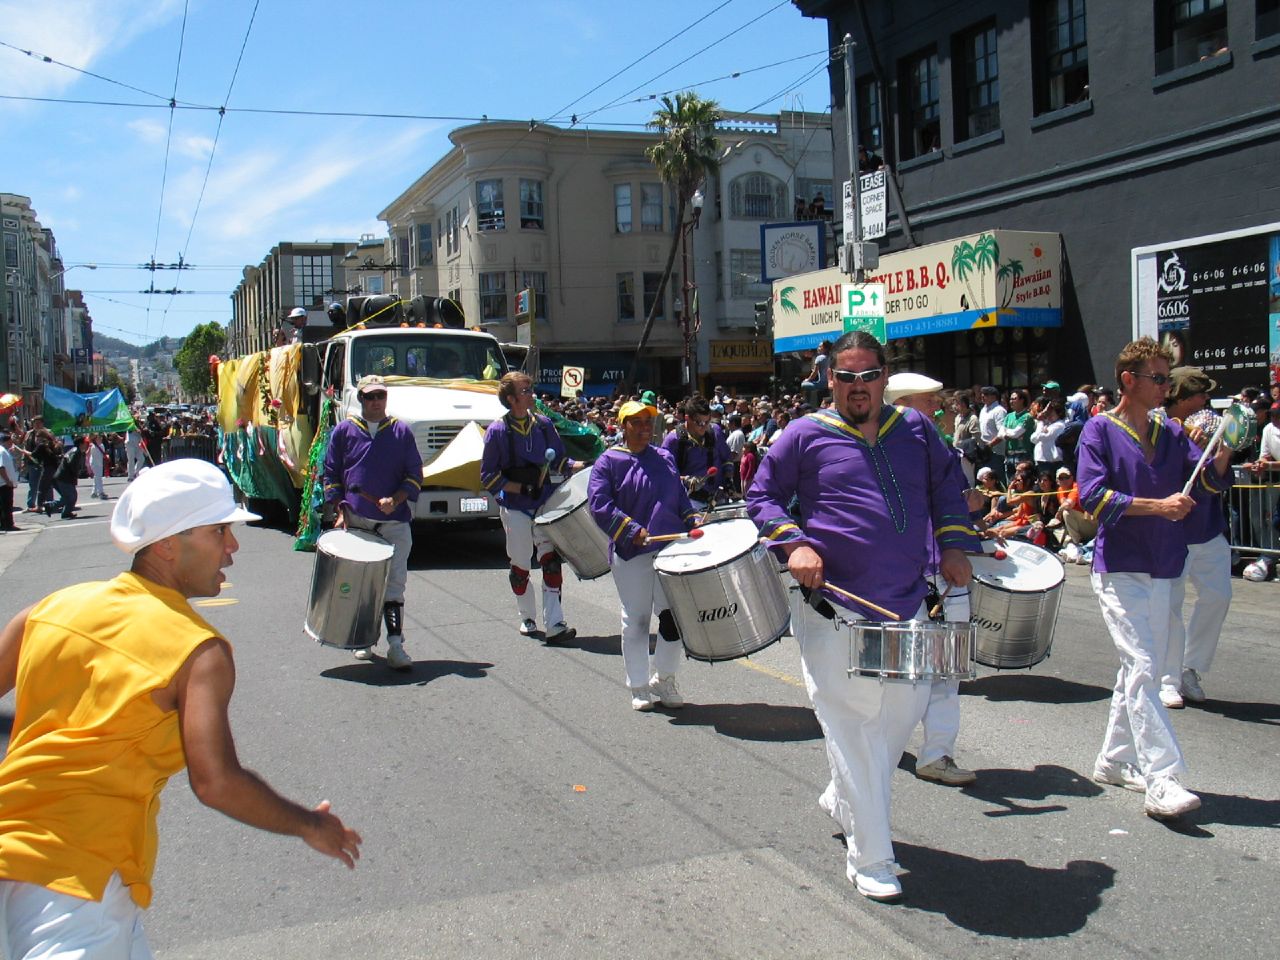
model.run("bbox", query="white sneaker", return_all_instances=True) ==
[818,781,838,822]
[1159,684,1184,709]
[385,638,412,671]
[1181,668,1205,703]
[1092,757,1147,793]
[850,860,902,902]
[630,686,654,711]
[544,623,576,645]
[518,618,538,637]
[1144,776,1200,819]
[353,645,375,661]
[649,673,684,708]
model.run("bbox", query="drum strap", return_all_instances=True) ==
[799,585,836,621]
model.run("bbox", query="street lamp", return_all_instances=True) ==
[679,189,704,391]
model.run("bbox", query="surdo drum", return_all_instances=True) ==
[534,469,611,580]
[968,540,1065,669]
[845,619,976,682]
[653,518,790,662]
[305,528,394,649]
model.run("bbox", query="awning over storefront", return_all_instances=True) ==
[772,229,1063,353]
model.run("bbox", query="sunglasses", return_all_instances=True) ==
[515,386,535,397]
[361,391,388,400]
[1130,372,1170,386]
[832,367,885,384]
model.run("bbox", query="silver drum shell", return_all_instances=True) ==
[534,470,612,580]
[305,529,393,650]
[655,527,790,662]
[846,620,976,682]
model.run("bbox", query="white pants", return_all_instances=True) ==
[125,445,146,480]
[500,507,565,629]
[0,873,152,960]
[611,551,681,690]
[344,514,412,605]
[918,584,970,767]
[795,595,931,873]
[1163,534,1231,684]
[1092,572,1185,780]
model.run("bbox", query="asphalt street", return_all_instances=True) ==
[0,474,1277,960]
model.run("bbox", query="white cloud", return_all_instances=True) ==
[127,118,167,144]
[177,135,215,160]
[62,185,82,202]
[0,1,185,101]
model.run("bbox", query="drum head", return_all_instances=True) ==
[653,518,758,574]
[536,469,591,522]
[317,528,395,562]
[970,540,1064,591]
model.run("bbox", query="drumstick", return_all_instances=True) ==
[537,448,556,487]
[696,467,719,524]
[644,528,706,545]
[1181,411,1231,496]
[347,483,382,507]
[819,581,901,622]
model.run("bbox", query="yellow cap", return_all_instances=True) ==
[617,400,658,423]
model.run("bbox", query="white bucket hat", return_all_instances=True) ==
[111,459,259,555]
[884,372,944,404]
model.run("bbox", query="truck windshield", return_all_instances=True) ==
[350,335,507,382]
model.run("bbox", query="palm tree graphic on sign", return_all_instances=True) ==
[779,286,799,315]
[950,233,1024,327]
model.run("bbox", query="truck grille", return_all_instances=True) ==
[413,423,463,464]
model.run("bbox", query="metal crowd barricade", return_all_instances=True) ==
[1228,467,1280,559]
[161,434,219,465]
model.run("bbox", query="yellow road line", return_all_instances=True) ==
[734,656,805,689]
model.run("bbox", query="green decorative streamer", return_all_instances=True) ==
[293,395,336,552]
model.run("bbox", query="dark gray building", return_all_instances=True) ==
[795,0,1280,391]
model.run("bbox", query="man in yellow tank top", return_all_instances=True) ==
[0,459,362,958]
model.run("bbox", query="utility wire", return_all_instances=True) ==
[145,0,191,336]
[0,37,179,103]
[573,0,792,124]
[163,0,262,335]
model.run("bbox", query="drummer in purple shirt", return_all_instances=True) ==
[323,375,424,671]
[481,371,583,645]
[1076,338,1231,820]
[660,394,732,507]
[747,330,979,903]
[588,400,700,712]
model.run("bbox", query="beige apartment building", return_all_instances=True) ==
[228,241,356,356]
[379,112,834,397]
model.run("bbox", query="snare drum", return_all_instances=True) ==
[846,620,976,682]
[709,502,750,522]
[653,518,790,661]
[305,529,394,649]
[969,540,1065,669]
[534,470,611,580]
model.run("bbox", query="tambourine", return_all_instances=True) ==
[1184,402,1252,451]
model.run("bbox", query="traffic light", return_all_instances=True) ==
[753,300,771,336]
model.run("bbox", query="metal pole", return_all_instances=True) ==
[843,33,864,282]
[681,223,692,390]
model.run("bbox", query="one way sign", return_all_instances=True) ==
[841,283,887,343]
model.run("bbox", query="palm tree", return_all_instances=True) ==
[624,92,722,392]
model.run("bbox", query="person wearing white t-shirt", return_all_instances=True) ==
[724,414,746,497]
[977,386,1007,483]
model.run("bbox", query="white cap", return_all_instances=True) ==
[288,307,307,320]
[977,466,995,480]
[884,372,944,404]
[111,459,259,555]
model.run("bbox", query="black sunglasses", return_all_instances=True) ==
[361,391,388,400]
[832,367,885,384]
[1130,372,1170,386]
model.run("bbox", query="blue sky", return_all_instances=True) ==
[0,0,832,346]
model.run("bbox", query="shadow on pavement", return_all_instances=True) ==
[961,673,1111,704]
[320,658,494,687]
[552,633,620,657]
[1190,698,1280,726]
[1181,790,1280,830]
[663,702,822,742]
[894,842,1115,938]
[962,763,1103,817]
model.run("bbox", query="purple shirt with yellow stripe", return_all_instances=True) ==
[323,415,423,523]
[480,413,570,513]
[1075,410,1229,577]
[587,444,699,562]
[747,405,981,621]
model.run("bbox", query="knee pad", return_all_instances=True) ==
[382,602,403,636]
[509,565,530,595]
[658,609,681,643]
[538,551,563,590]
